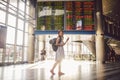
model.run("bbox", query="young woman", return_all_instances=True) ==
[50,30,69,75]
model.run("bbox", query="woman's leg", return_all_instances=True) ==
[58,60,64,75]
[58,61,61,73]
[50,61,59,74]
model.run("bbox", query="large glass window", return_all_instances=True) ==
[0,0,33,64]
[24,47,28,62]
[25,22,28,32]
[6,27,15,44]
[24,33,28,46]
[0,10,6,24]
[19,0,25,12]
[6,45,14,62]
[18,0,25,19]
[26,5,30,19]
[0,49,3,63]
[8,14,16,27]
[9,0,17,15]
[9,4,17,15]
[0,0,7,10]
[26,0,30,6]
[17,30,23,45]
[9,0,17,7]
[18,19,24,30]
[16,46,23,62]
[37,34,95,60]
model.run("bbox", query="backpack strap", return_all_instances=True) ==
[56,36,62,44]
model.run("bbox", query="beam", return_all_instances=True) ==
[34,30,95,35]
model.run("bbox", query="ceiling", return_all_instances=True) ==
[102,0,120,22]
[102,0,120,55]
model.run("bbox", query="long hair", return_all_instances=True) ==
[58,30,64,41]
[58,30,63,34]
[58,30,64,37]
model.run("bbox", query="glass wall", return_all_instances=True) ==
[37,1,94,31]
[37,34,95,61]
[0,0,35,64]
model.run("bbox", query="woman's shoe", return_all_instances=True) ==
[50,70,55,75]
[58,72,64,76]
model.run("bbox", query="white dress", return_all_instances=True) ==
[55,38,65,61]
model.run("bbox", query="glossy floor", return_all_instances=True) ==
[0,60,120,80]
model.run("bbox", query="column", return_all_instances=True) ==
[96,12,105,64]
[28,26,35,63]
[27,2,35,63]
[95,0,105,64]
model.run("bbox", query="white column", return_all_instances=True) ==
[96,12,105,64]
[27,3,35,63]
[28,26,35,63]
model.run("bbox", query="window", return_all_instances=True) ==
[9,0,17,14]
[17,30,23,45]
[0,10,6,24]
[16,46,23,61]
[6,45,14,62]
[24,33,28,46]
[19,0,25,12]
[21,0,26,3]
[25,22,28,32]
[6,27,15,44]
[0,0,31,64]
[8,4,17,15]
[8,14,16,27]
[26,0,30,6]
[18,19,24,30]
[0,0,7,10]
[0,49,3,62]
[24,47,28,61]
[9,0,17,7]
[18,0,25,19]
[26,5,30,19]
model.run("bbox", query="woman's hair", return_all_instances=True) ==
[58,30,64,38]
[58,30,63,34]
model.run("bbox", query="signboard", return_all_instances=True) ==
[37,1,94,31]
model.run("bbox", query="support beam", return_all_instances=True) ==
[34,30,95,35]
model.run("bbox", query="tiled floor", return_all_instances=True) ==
[0,60,120,80]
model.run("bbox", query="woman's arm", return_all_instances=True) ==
[56,37,69,46]
[63,37,69,45]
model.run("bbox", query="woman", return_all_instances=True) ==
[50,30,69,75]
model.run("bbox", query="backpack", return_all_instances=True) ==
[49,37,62,52]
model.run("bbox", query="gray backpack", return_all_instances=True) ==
[49,37,62,52]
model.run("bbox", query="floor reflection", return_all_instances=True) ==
[96,63,105,80]
[0,60,120,80]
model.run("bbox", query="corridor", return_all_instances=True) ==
[0,60,120,80]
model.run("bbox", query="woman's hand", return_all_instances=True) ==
[64,37,69,45]
[58,37,69,46]
[66,37,69,41]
